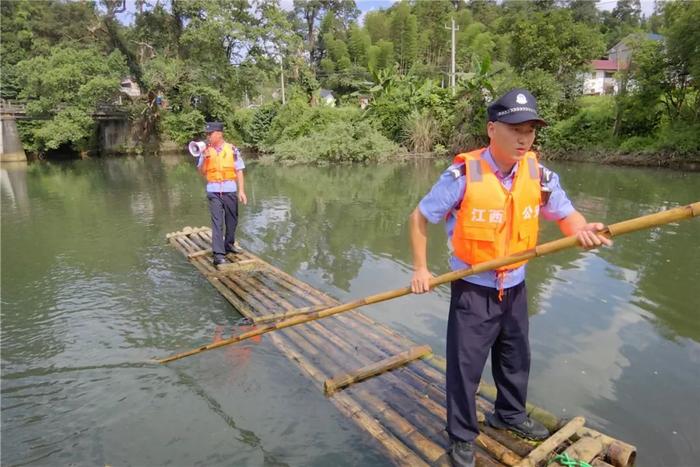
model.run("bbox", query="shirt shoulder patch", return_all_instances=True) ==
[539,164,553,184]
[449,164,466,180]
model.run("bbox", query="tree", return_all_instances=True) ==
[457,22,497,65]
[664,0,700,111]
[613,43,662,136]
[567,0,600,25]
[0,0,102,99]
[510,9,604,80]
[325,36,351,71]
[292,0,358,65]
[368,40,395,73]
[347,23,370,66]
[413,0,453,69]
[131,2,183,59]
[659,0,699,122]
[612,0,642,27]
[390,1,418,73]
[613,0,700,134]
[364,10,390,43]
[15,45,128,152]
[602,0,643,46]
[175,0,256,67]
[466,0,500,28]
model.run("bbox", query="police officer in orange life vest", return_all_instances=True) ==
[408,89,612,467]
[197,121,248,267]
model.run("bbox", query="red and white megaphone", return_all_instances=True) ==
[188,141,206,157]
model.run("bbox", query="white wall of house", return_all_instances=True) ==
[582,70,618,95]
[120,78,141,98]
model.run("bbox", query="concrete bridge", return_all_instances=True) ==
[0,99,134,162]
[1,100,27,162]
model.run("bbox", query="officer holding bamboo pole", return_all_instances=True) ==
[409,89,612,467]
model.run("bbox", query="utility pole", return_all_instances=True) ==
[451,14,456,94]
[280,61,286,105]
[445,1,460,95]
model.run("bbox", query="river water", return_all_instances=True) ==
[2,155,699,466]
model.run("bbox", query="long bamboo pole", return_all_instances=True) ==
[157,201,700,364]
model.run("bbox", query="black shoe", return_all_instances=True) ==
[225,245,243,255]
[212,256,229,267]
[485,411,549,440]
[448,439,475,467]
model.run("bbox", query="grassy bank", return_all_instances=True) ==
[231,95,698,170]
[540,96,700,169]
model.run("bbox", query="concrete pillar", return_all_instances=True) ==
[1,115,27,162]
[98,117,135,155]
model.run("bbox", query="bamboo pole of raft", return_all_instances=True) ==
[324,345,432,395]
[252,304,329,324]
[157,202,700,364]
[591,460,615,467]
[551,437,604,466]
[514,416,586,467]
[187,248,212,258]
[575,428,636,467]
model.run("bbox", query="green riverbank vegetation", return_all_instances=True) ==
[1,0,698,164]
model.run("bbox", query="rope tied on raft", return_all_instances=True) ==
[548,452,592,467]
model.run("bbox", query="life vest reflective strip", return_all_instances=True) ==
[203,143,237,183]
[451,148,541,273]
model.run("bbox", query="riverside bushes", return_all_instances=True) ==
[543,95,700,161]
[271,120,401,164]
[237,99,401,164]
[544,96,616,154]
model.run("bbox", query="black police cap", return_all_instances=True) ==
[205,121,224,133]
[487,89,547,126]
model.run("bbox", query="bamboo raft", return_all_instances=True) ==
[166,225,637,467]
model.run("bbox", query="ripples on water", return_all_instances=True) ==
[2,158,699,466]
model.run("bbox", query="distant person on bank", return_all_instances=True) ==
[197,121,247,267]
[408,89,612,467]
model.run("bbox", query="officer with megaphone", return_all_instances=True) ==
[192,121,248,267]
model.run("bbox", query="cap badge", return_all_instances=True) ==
[516,93,528,105]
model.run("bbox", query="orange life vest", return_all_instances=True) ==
[203,143,237,183]
[451,148,541,272]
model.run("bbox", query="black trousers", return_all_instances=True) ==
[446,280,530,442]
[207,192,238,259]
